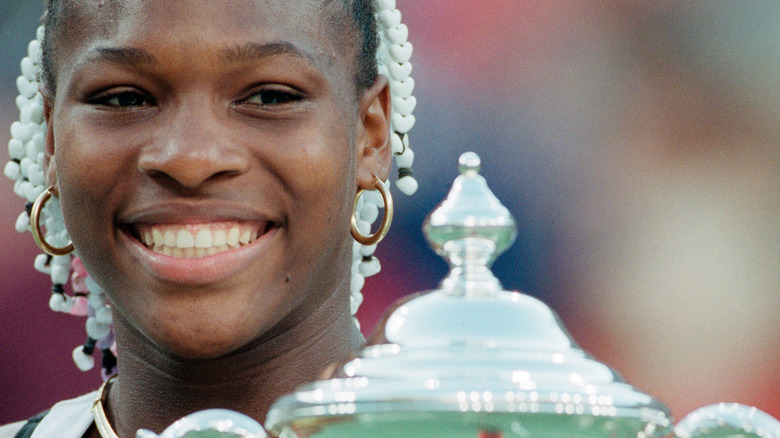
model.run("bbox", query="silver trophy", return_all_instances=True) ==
[135,409,266,438]
[264,153,779,437]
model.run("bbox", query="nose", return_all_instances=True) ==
[138,105,250,190]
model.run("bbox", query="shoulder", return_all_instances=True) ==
[0,391,98,438]
[0,421,25,438]
[0,410,47,438]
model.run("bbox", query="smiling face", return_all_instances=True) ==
[43,0,391,359]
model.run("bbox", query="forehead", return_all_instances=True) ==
[55,0,349,75]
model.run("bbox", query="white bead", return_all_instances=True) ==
[349,292,363,315]
[375,0,396,11]
[389,42,413,64]
[20,102,44,125]
[53,230,70,247]
[15,94,31,112]
[34,254,51,274]
[30,133,45,156]
[10,121,33,143]
[28,164,44,186]
[359,257,382,277]
[19,157,33,177]
[51,254,71,266]
[86,317,111,339]
[385,23,409,45]
[396,175,419,195]
[351,258,360,276]
[61,294,75,313]
[390,132,404,154]
[395,147,414,169]
[360,202,379,224]
[21,57,36,82]
[21,181,38,203]
[16,76,37,99]
[4,161,21,180]
[35,26,45,44]
[88,292,107,311]
[96,306,113,325]
[391,113,415,134]
[49,293,66,312]
[15,212,29,233]
[29,184,44,203]
[72,346,95,372]
[30,36,43,59]
[8,138,25,160]
[51,264,70,285]
[392,94,416,116]
[357,220,371,236]
[377,9,401,29]
[388,61,412,83]
[13,179,24,197]
[86,276,104,295]
[363,189,384,207]
[390,77,414,99]
[46,198,63,221]
[350,273,365,295]
[359,243,377,257]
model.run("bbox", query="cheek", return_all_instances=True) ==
[53,116,136,266]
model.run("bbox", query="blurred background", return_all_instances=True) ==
[1,0,777,425]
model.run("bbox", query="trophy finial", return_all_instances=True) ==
[423,152,517,295]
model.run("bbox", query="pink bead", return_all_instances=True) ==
[69,295,89,316]
[70,257,89,293]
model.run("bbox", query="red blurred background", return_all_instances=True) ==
[1,0,777,425]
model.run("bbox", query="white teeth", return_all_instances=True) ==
[153,229,163,246]
[239,229,251,245]
[176,230,195,248]
[213,229,227,246]
[227,227,240,247]
[195,229,212,248]
[136,223,265,259]
[164,230,176,246]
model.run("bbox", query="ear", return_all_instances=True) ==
[43,96,58,191]
[355,75,392,190]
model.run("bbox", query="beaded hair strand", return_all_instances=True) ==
[6,0,416,376]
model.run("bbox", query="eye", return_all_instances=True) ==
[90,90,153,108]
[242,87,303,106]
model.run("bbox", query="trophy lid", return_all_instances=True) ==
[266,153,673,437]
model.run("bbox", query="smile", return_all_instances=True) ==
[132,222,271,259]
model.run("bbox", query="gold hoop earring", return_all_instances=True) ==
[351,175,393,246]
[30,186,74,256]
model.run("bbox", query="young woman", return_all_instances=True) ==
[1,0,416,436]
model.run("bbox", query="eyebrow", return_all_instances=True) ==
[80,47,158,68]
[78,42,311,70]
[220,42,312,64]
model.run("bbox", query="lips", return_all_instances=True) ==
[131,222,271,259]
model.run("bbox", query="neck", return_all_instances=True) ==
[105,293,364,437]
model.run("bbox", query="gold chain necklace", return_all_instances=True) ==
[91,375,121,438]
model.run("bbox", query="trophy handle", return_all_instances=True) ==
[673,403,779,438]
[135,409,267,438]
